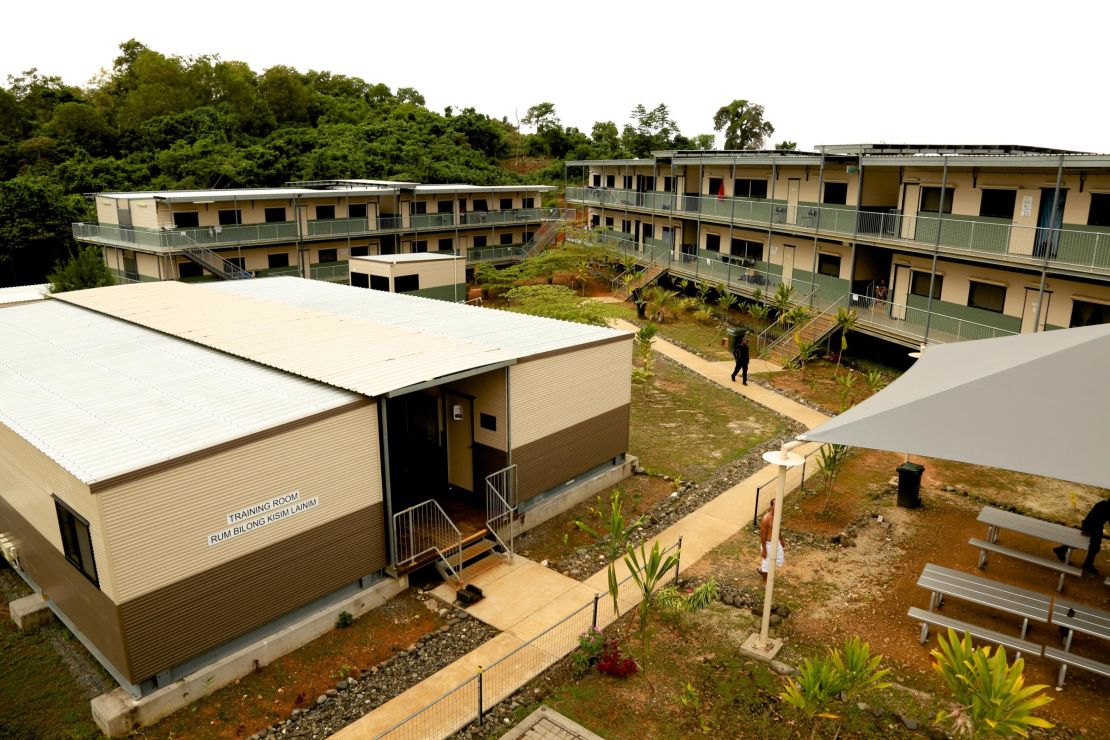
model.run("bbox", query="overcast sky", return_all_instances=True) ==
[5,0,1108,153]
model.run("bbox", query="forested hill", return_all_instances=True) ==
[0,39,772,286]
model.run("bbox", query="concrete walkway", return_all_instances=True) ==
[334,330,830,740]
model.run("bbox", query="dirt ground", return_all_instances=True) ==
[686,446,1110,738]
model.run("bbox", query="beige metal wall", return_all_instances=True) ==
[509,338,633,448]
[448,368,507,451]
[95,401,382,604]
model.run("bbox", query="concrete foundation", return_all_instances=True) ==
[518,456,637,534]
[9,593,55,631]
[90,575,407,737]
[740,632,784,662]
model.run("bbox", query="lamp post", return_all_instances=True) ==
[743,439,805,658]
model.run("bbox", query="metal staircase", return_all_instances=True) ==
[523,219,560,257]
[179,241,253,280]
[759,298,845,368]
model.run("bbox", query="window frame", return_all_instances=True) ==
[173,211,200,228]
[347,203,368,219]
[817,252,841,278]
[218,208,242,226]
[734,179,768,199]
[264,207,286,223]
[823,182,848,205]
[979,189,1016,219]
[473,235,488,249]
[705,233,721,252]
[967,280,1006,313]
[54,496,98,586]
[1088,193,1110,227]
[394,274,420,293]
[317,248,338,263]
[920,186,955,214]
[315,205,336,220]
[910,270,943,299]
[267,252,290,269]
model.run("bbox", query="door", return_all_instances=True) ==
[786,179,800,225]
[445,392,474,493]
[901,184,920,240]
[1021,287,1051,333]
[1034,188,1066,258]
[781,245,795,288]
[891,264,911,320]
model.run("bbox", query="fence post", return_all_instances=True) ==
[753,486,761,529]
[592,593,600,630]
[477,666,484,725]
[674,536,683,584]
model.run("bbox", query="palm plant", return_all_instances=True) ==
[644,284,678,323]
[816,443,851,513]
[575,490,647,614]
[864,369,887,395]
[833,307,858,374]
[623,541,680,667]
[771,281,795,317]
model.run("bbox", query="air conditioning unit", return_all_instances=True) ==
[1,539,20,570]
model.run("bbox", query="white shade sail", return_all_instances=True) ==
[801,323,1110,489]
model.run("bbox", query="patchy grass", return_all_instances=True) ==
[756,357,901,413]
[0,572,101,740]
[634,355,791,482]
[137,592,441,740]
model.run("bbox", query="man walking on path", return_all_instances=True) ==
[731,333,750,385]
[1055,497,1110,576]
[759,498,785,584]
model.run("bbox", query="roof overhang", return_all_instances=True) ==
[386,359,517,398]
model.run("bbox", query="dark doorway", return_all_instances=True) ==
[386,391,446,510]
[1034,188,1066,259]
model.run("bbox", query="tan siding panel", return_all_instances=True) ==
[97,403,382,602]
[513,405,629,502]
[448,369,506,450]
[510,339,633,447]
[0,496,128,676]
[118,503,384,683]
[0,424,116,598]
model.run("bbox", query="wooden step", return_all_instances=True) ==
[457,539,496,566]
[455,553,503,586]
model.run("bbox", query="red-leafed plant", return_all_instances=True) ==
[597,639,638,678]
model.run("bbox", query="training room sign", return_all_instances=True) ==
[207,490,320,546]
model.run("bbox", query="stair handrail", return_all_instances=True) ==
[761,294,849,362]
[754,285,819,356]
[611,245,669,299]
[485,464,517,564]
[170,230,253,280]
[392,499,463,579]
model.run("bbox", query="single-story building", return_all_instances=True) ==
[0,278,633,697]
[349,252,467,301]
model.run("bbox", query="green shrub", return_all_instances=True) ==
[336,610,354,629]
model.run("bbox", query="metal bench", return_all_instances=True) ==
[977,506,1089,570]
[969,537,1083,592]
[917,563,1051,639]
[908,606,1043,659]
[1047,598,1110,687]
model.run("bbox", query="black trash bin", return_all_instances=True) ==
[897,462,925,508]
[727,326,744,351]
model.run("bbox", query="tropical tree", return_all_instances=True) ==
[623,540,680,667]
[643,284,678,323]
[622,103,682,158]
[775,141,798,150]
[575,490,646,614]
[832,307,858,374]
[712,99,775,150]
[770,281,795,318]
[48,245,114,292]
[816,444,851,513]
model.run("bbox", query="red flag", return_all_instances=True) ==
[717,181,725,201]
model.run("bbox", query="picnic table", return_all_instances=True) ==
[972,506,1088,591]
[912,563,1050,657]
[1045,598,1110,687]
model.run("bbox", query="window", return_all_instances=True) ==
[500,233,514,245]
[643,176,656,190]
[317,249,338,263]
[267,253,290,269]
[817,253,841,277]
[370,274,389,291]
[604,217,614,227]
[412,240,428,253]
[642,223,654,239]
[218,209,242,226]
[663,177,675,192]
[707,177,724,197]
[605,175,615,188]
[351,246,369,257]
[472,199,488,212]
[226,256,246,271]
[979,189,1016,219]
[730,238,763,262]
[705,234,721,252]
[55,497,97,586]
[410,201,427,215]
[438,238,454,252]
[590,214,600,228]
[823,182,848,205]
[473,235,487,248]
[395,274,420,293]
[437,200,454,214]
[500,198,513,210]
[264,207,286,223]
[178,261,202,278]
[522,197,535,208]
[591,174,601,187]
[315,205,335,220]
[734,179,768,199]
[1070,299,1110,327]
[623,176,633,190]
[351,272,369,288]
[1088,193,1110,227]
[348,203,367,219]
[920,187,954,214]
[967,281,1006,313]
[621,219,631,234]
[910,271,942,299]
[173,211,200,228]
[480,413,497,431]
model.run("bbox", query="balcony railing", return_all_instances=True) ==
[467,246,526,263]
[848,294,1017,345]
[567,187,1110,273]
[309,261,349,281]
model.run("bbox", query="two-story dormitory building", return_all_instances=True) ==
[567,144,1110,350]
[72,179,559,286]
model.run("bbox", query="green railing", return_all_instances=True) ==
[307,217,371,237]
[566,186,1110,273]
[466,246,526,263]
[849,294,1018,345]
[459,208,553,226]
[309,261,349,281]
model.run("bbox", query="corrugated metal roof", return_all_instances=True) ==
[93,187,402,202]
[0,301,359,485]
[54,279,630,400]
[413,184,556,193]
[353,253,462,264]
